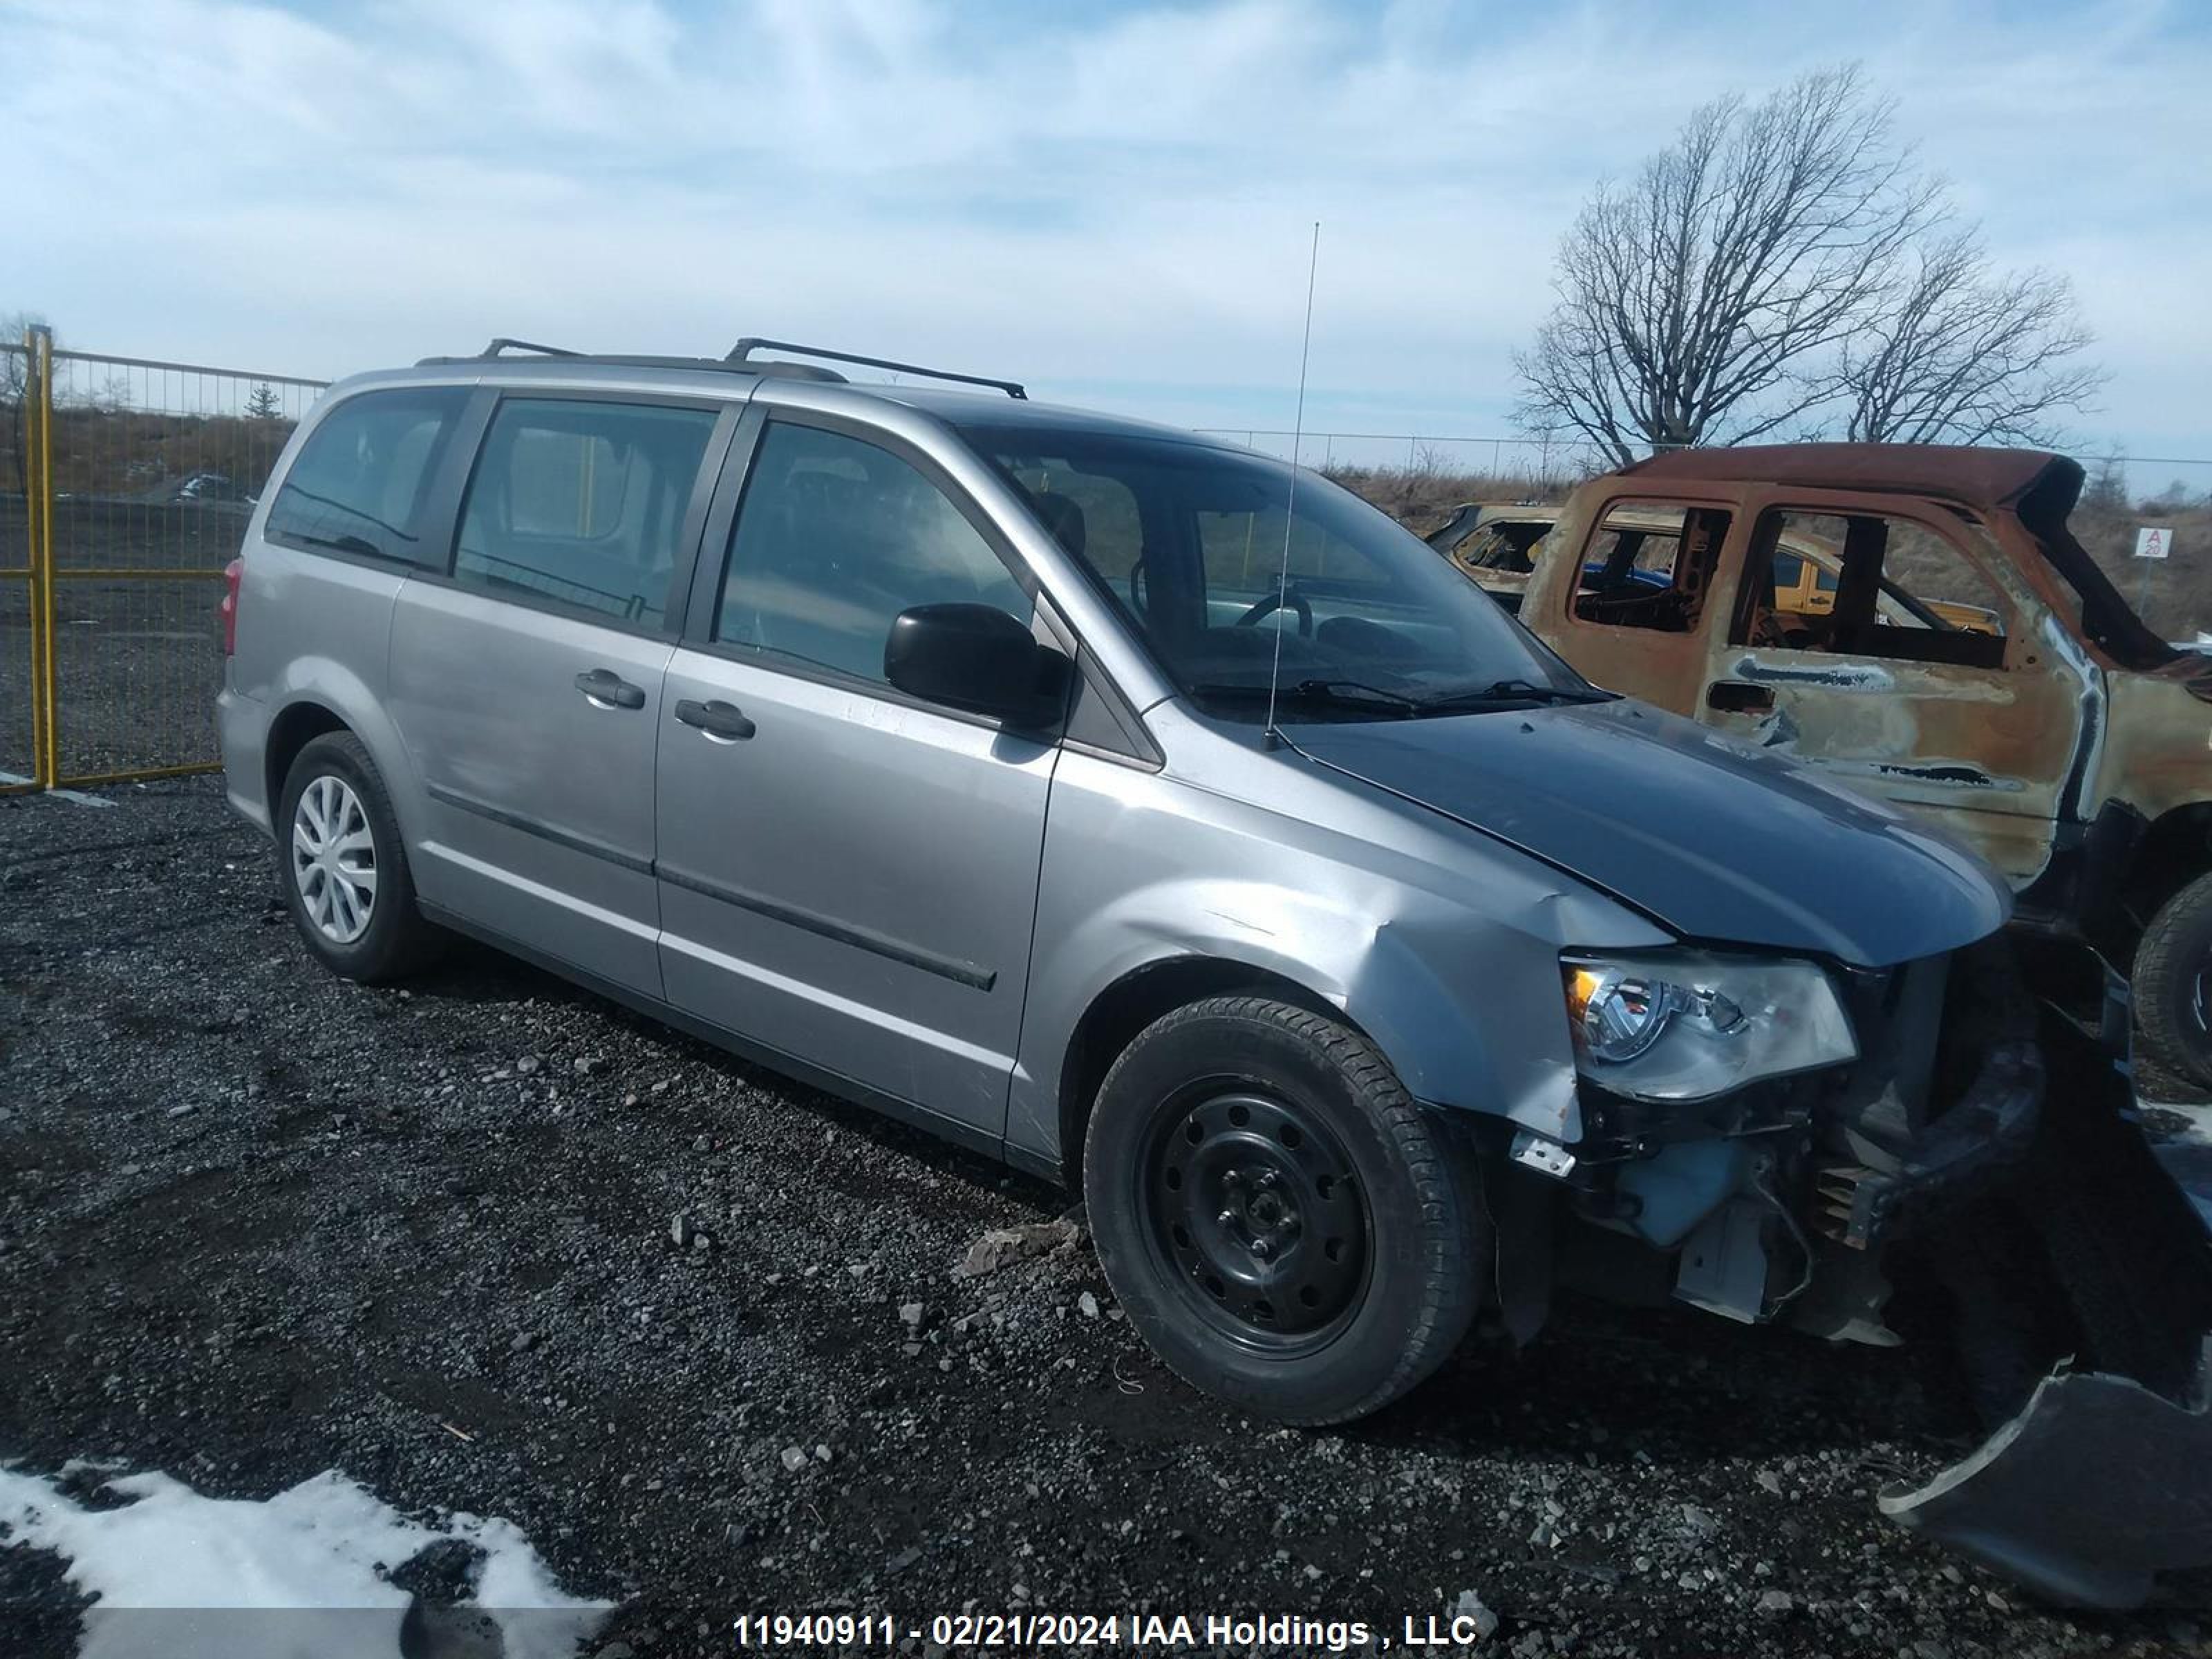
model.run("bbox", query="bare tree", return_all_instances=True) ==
[1839,231,2104,444]
[1517,66,1939,465]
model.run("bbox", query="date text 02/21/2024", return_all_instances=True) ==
[722,1611,1506,1649]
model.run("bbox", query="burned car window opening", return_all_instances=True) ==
[1733,509,2010,668]
[1570,502,1733,635]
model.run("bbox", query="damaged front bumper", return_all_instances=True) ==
[1542,947,2212,1607]
[1876,1007,2212,1608]
[1881,1356,2212,1607]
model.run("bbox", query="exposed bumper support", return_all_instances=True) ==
[1817,1037,2043,1250]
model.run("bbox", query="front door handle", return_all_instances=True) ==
[574,668,646,711]
[1707,679,1775,714]
[674,697,756,742]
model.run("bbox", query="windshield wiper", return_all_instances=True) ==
[1417,678,1617,711]
[1187,678,1421,716]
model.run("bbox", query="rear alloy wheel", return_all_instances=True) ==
[291,773,377,945]
[1085,995,1485,1425]
[2133,870,2212,1091]
[277,732,440,984]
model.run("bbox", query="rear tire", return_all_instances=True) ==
[1082,995,1485,1425]
[2133,871,2212,1090]
[276,732,440,984]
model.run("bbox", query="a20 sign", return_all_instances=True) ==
[2137,525,2177,560]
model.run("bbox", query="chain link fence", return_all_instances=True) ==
[2,335,325,792]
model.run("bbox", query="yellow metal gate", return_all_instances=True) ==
[1,330,326,794]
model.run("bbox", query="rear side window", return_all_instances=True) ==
[453,398,718,630]
[265,387,467,565]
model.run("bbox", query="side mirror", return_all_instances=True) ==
[885,603,1053,724]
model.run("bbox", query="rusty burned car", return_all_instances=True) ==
[1429,447,2212,1088]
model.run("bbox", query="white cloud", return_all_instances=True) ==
[3,0,2207,467]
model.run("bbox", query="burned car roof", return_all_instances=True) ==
[1622,443,2075,510]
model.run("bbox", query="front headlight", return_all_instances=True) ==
[1562,950,1855,1103]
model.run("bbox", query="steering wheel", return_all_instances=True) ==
[1237,585,1313,637]
[1128,557,1147,614]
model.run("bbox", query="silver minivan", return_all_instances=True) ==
[218,339,2203,1452]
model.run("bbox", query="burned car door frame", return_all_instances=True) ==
[1528,480,2094,890]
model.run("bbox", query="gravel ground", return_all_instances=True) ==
[2,779,2209,1659]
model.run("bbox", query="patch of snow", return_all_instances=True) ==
[0,1462,607,1659]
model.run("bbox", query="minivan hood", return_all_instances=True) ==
[1288,699,2009,968]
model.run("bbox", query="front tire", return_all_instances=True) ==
[1083,995,1485,1425]
[2133,871,2212,1090]
[277,731,440,984]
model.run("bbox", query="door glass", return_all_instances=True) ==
[1731,509,2009,668]
[453,399,718,628]
[1571,503,1732,634]
[716,423,1030,685]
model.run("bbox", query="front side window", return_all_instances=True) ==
[716,422,1029,686]
[961,423,1586,720]
[1571,503,1733,635]
[265,386,468,565]
[453,398,718,629]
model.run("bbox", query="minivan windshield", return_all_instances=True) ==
[960,424,1602,720]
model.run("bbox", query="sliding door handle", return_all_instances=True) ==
[674,698,756,742]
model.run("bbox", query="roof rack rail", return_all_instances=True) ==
[727,337,1026,400]
[478,337,583,359]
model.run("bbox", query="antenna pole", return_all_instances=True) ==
[1264,222,1322,749]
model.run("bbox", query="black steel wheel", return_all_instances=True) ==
[1085,995,1485,1425]
[1141,1087,1369,1350]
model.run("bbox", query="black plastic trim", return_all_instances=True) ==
[423,781,653,875]
[655,860,997,991]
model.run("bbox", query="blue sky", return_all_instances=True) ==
[5,0,2210,471]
